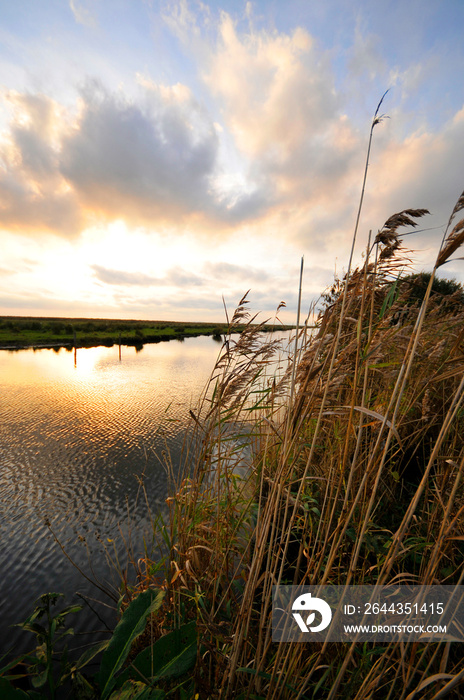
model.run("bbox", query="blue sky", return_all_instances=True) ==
[0,0,463,322]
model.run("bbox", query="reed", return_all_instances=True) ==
[91,99,464,698]
[129,189,464,696]
[119,187,461,698]
[6,96,464,700]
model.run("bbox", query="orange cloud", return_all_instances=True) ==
[0,92,84,236]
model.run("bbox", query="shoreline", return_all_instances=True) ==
[0,321,295,351]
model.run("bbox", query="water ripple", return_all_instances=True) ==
[0,338,226,655]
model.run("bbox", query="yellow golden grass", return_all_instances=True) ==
[123,97,464,697]
[123,187,464,699]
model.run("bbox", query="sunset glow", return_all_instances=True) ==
[1,0,463,323]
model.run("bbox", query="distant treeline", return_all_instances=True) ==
[0,315,294,349]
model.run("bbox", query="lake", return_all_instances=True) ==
[0,335,234,656]
[0,331,293,658]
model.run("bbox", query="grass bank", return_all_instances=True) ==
[132,206,464,698]
[0,316,294,350]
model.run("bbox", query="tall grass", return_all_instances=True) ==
[132,187,464,698]
[127,103,464,698]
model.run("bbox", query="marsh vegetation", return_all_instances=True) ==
[2,98,464,697]
[136,197,464,699]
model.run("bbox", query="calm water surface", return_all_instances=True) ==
[0,336,226,655]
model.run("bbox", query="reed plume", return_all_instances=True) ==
[122,112,464,699]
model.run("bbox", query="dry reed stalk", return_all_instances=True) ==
[264,216,460,691]
[225,95,397,697]
[134,132,464,699]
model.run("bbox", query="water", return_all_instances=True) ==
[0,336,225,656]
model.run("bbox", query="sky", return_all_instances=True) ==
[0,0,463,323]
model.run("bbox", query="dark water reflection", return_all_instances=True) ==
[0,337,224,655]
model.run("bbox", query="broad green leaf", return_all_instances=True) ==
[57,604,83,618]
[71,671,97,699]
[31,667,49,689]
[16,623,46,638]
[118,621,197,686]
[0,654,36,676]
[379,277,400,319]
[60,638,109,684]
[98,589,165,700]
[74,639,110,672]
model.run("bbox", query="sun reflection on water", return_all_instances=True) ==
[0,336,225,656]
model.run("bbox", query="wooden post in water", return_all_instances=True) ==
[118,333,122,361]
[73,330,77,367]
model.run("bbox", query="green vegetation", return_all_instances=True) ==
[0,589,193,699]
[0,317,293,350]
[399,271,464,313]
[2,98,464,697]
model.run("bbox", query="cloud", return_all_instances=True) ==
[1,1,463,280]
[92,259,277,292]
[198,6,464,264]
[92,266,161,286]
[203,261,271,283]
[360,106,464,262]
[92,264,204,287]
[161,0,213,57]
[0,92,84,235]
[0,78,270,237]
[347,23,386,83]
[168,266,204,287]
[209,17,334,156]
[69,0,97,29]
[60,80,222,222]
[205,15,351,185]
[164,2,359,227]
[200,10,368,251]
